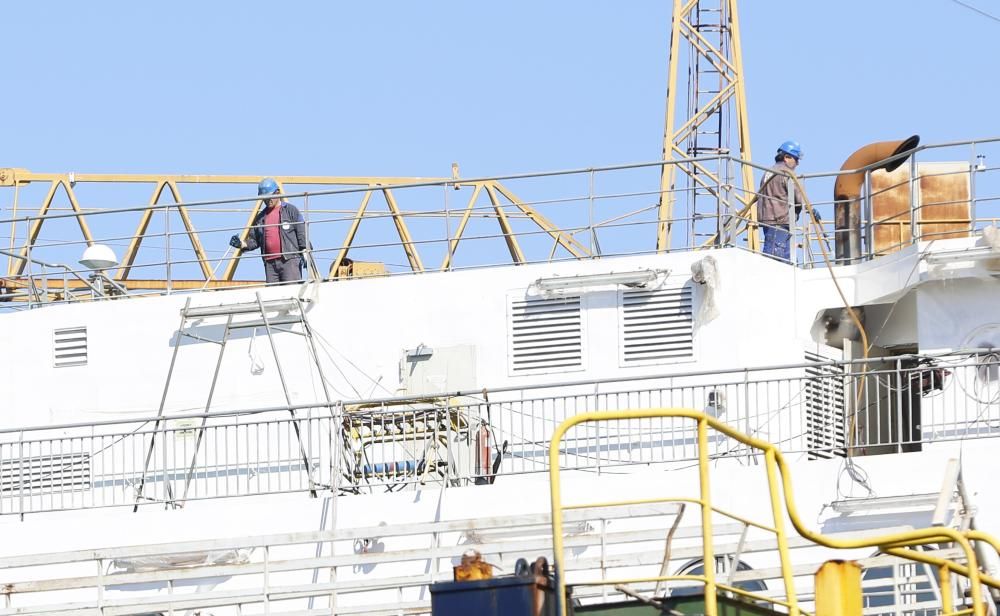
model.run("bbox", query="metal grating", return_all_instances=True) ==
[0,452,92,494]
[53,326,88,367]
[509,296,583,374]
[619,285,693,365]
[804,350,846,459]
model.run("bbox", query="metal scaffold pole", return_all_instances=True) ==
[134,296,331,510]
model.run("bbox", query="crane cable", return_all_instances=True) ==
[786,174,870,358]
[785,172,875,496]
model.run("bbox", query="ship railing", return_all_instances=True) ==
[459,349,1000,475]
[0,496,972,616]
[0,350,998,516]
[1,136,998,308]
[0,247,110,303]
[0,408,335,515]
[548,409,1000,616]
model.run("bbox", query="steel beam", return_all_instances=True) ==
[657,0,685,252]
[485,183,526,264]
[114,181,211,281]
[382,188,424,272]
[329,189,374,278]
[658,0,755,252]
[3,172,448,185]
[729,0,759,250]
[13,179,94,276]
[491,183,590,259]
[439,183,483,271]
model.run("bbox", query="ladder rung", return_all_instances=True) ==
[228,314,305,330]
[184,298,300,318]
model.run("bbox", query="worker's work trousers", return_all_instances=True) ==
[762,224,790,261]
[263,257,303,283]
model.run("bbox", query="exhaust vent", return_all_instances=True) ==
[509,296,584,374]
[619,285,694,365]
[0,452,92,495]
[804,350,846,459]
[53,326,88,367]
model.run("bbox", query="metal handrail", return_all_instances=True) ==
[2,135,997,307]
[0,348,994,434]
[0,500,955,616]
[548,409,1000,616]
[2,351,998,515]
[0,156,734,226]
[0,247,105,300]
[0,136,990,221]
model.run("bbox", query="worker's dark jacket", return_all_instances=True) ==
[757,161,803,225]
[244,202,307,261]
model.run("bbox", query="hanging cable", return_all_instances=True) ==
[247,328,265,375]
[788,173,876,498]
[948,0,1000,23]
[310,328,396,399]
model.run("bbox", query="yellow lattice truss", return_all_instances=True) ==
[0,169,590,291]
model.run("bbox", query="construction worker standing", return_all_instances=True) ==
[230,178,308,283]
[757,141,804,261]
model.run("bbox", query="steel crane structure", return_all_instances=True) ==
[658,0,757,252]
[0,1,758,298]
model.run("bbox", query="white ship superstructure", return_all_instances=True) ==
[1,134,1000,614]
[3,0,1000,611]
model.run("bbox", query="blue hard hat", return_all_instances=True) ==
[257,178,279,196]
[777,140,802,160]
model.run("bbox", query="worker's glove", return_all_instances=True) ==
[813,210,823,221]
[229,235,243,249]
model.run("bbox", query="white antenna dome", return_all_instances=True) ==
[79,244,119,270]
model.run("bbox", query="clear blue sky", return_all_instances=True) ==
[4,1,995,178]
[1,1,997,275]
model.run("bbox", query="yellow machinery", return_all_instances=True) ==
[342,397,480,488]
[548,409,1000,616]
[0,170,589,292]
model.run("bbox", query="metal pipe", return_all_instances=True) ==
[833,135,920,263]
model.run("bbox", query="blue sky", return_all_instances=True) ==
[5,1,995,177]
[1,1,998,275]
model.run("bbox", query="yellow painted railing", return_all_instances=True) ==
[548,409,1000,616]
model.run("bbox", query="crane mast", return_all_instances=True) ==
[658,0,757,252]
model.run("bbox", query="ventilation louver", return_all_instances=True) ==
[53,327,87,367]
[620,286,694,365]
[0,452,92,494]
[804,350,847,459]
[509,296,583,374]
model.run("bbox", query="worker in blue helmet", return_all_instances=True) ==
[229,178,309,283]
[756,141,805,261]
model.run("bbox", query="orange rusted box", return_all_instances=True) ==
[333,260,387,279]
[870,162,971,256]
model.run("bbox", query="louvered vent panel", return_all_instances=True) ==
[53,327,87,367]
[509,296,583,373]
[804,350,846,459]
[620,286,693,365]
[0,452,92,494]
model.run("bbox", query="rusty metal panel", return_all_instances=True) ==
[918,162,972,242]
[871,162,970,256]
[331,261,387,279]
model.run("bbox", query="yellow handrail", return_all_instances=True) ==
[548,408,1000,616]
